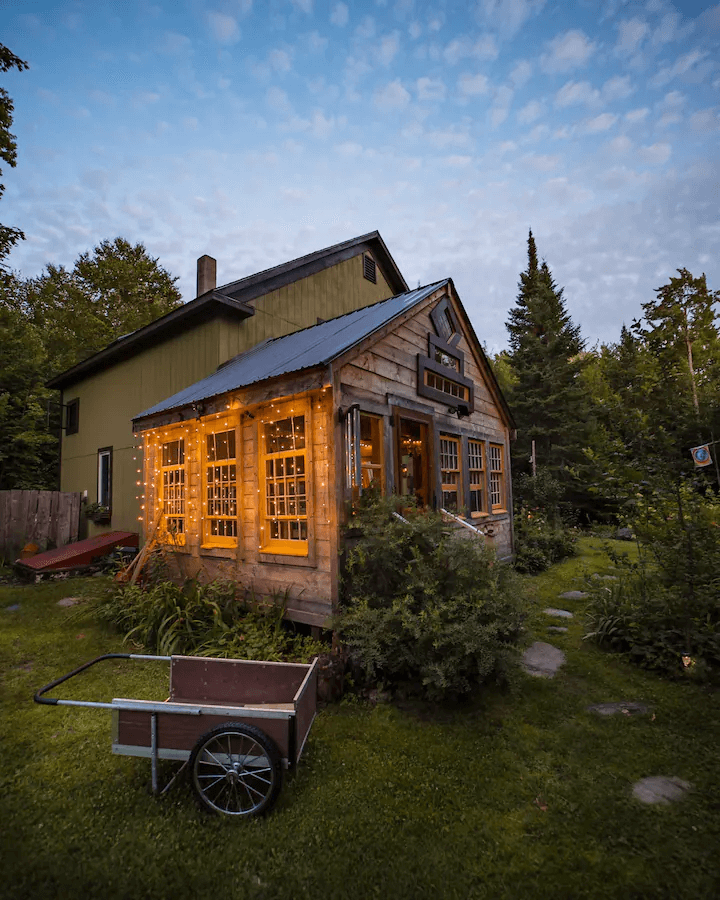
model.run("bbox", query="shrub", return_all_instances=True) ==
[337,497,524,702]
[584,486,720,679]
[95,577,323,662]
[513,508,577,574]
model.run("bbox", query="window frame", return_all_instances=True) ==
[202,427,239,548]
[489,443,506,512]
[467,438,486,518]
[417,354,475,411]
[65,398,80,435]
[160,437,186,546]
[345,408,385,498]
[439,433,462,512]
[97,447,112,512]
[260,401,311,557]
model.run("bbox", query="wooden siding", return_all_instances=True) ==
[335,291,513,558]
[142,389,336,627]
[59,253,395,535]
[0,490,81,558]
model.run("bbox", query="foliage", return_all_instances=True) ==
[0,238,182,489]
[95,574,323,662]
[337,496,524,701]
[505,230,590,493]
[0,43,28,265]
[4,542,720,900]
[513,506,577,574]
[585,487,720,678]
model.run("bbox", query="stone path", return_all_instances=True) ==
[520,583,691,806]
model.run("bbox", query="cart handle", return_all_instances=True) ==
[34,653,171,709]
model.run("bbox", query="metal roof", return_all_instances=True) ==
[134,280,448,421]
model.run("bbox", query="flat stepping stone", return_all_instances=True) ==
[591,573,619,581]
[547,626,568,633]
[521,642,565,678]
[632,776,691,805]
[5,604,20,612]
[544,607,573,618]
[57,597,80,608]
[559,591,588,600]
[587,701,649,716]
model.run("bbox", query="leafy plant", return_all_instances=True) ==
[337,496,524,701]
[513,505,577,574]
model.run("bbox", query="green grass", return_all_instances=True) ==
[2,540,719,900]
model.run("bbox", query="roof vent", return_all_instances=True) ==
[363,253,377,284]
[197,255,217,297]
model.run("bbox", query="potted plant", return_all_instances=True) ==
[85,502,111,525]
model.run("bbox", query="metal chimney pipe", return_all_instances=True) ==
[196,255,216,297]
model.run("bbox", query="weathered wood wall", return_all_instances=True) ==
[0,490,81,559]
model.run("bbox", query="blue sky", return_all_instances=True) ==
[2,0,719,352]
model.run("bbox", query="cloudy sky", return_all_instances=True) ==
[2,0,719,352]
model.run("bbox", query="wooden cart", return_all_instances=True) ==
[34,653,318,818]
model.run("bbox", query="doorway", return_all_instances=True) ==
[397,416,432,507]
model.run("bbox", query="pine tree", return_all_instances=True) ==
[505,231,588,492]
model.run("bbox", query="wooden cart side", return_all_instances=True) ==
[169,656,308,705]
[293,658,318,765]
[112,700,294,763]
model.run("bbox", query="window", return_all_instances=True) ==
[424,369,469,401]
[65,398,79,435]
[489,444,505,511]
[263,413,308,554]
[434,347,459,371]
[468,439,485,516]
[97,447,112,510]
[205,429,238,545]
[161,439,185,542]
[430,297,460,343]
[346,409,384,496]
[440,436,461,511]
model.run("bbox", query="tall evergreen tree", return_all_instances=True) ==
[0,43,28,267]
[505,230,589,494]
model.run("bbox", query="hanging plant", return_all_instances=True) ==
[85,502,111,524]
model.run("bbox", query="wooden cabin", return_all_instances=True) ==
[47,233,407,537]
[132,279,515,627]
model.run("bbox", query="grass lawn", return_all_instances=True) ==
[1,538,718,900]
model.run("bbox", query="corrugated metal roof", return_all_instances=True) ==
[135,280,448,421]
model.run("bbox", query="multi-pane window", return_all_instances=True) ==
[263,414,308,549]
[440,435,461,511]
[424,370,468,400]
[490,444,505,511]
[468,440,485,515]
[162,439,185,539]
[206,430,238,542]
[360,414,383,490]
[434,347,460,371]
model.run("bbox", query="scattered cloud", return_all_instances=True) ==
[160,31,191,55]
[330,2,349,26]
[207,12,240,45]
[625,107,649,123]
[602,74,633,101]
[476,0,546,39]
[374,79,411,111]
[376,33,400,66]
[555,80,600,107]
[639,142,671,165]
[517,99,544,124]
[689,107,720,132]
[268,48,292,73]
[290,0,313,14]
[541,29,596,73]
[615,18,648,54]
[458,72,490,97]
[655,90,684,127]
[417,77,446,100]
[650,49,708,88]
[581,112,618,133]
[509,59,532,87]
[490,85,513,127]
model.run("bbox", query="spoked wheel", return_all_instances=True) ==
[189,723,282,818]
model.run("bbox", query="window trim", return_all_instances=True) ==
[97,447,112,512]
[202,427,239,548]
[439,433,462,512]
[489,443,506,512]
[259,401,311,557]
[65,398,80,435]
[430,297,461,346]
[428,334,465,375]
[417,354,475,412]
[160,437,186,546]
[467,438,487,518]
[345,408,385,498]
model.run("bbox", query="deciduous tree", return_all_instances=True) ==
[0,43,28,267]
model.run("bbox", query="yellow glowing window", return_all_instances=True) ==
[161,439,185,542]
[205,429,238,545]
[262,414,308,554]
[490,443,505,511]
[424,370,468,401]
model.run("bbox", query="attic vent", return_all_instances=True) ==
[363,254,377,284]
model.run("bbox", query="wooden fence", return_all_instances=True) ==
[0,491,81,560]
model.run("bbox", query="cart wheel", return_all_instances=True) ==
[189,723,282,818]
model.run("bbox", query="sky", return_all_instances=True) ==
[2,0,719,353]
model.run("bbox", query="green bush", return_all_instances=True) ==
[513,508,577,573]
[337,497,524,701]
[584,486,720,679]
[95,576,323,662]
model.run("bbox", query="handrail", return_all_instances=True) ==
[440,508,482,535]
[392,511,410,525]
